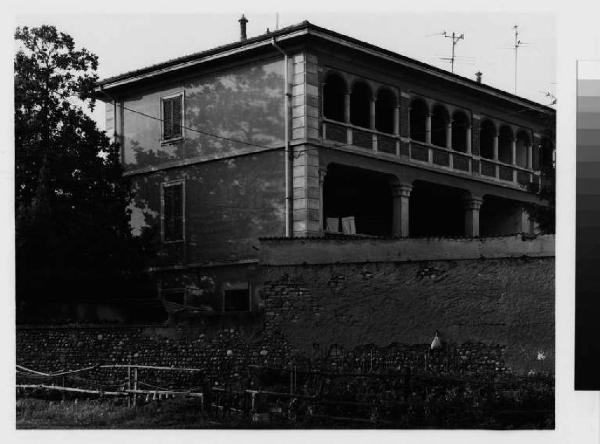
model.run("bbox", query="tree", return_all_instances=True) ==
[526,118,556,234]
[15,25,156,322]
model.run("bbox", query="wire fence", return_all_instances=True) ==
[16,361,554,427]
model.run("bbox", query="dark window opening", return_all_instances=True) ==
[350,81,372,128]
[162,95,183,141]
[323,73,347,122]
[163,182,184,242]
[224,288,250,312]
[539,137,554,170]
[375,88,396,134]
[516,131,530,168]
[410,181,465,237]
[162,288,185,305]
[431,105,449,147]
[498,125,513,164]
[480,119,496,159]
[323,164,393,237]
[410,99,428,143]
[452,111,469,152]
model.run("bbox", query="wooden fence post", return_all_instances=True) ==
[133,368,138,407]
[127,365,131,408]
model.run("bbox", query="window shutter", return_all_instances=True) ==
[172,96,182,138]
[163,98,173,140]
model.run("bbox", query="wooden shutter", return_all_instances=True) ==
[172,96,182,138]
[163,98,173,140]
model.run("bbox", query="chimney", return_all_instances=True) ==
[239,14,248,41]
[475,71,482,84]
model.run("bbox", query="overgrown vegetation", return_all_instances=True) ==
[14,25,156,322]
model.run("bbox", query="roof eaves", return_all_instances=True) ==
[304,24,554,114]
[96,21,311,93]
[96,20,554,114]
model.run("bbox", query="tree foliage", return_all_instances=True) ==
[15,25,155,319]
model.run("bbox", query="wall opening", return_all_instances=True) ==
[540,136,554,170]
[452,110,469,152]
[350,81,372,128]
[431,104,449,147]
[410,181,465,237]
[410,98,428,142]
[375,87,396,134]
[323,73,347,122]
[516,131,530,168]
[480,119,496,159]
[323,164,392,236]
[480,195,528,236]
[498,125,513,164]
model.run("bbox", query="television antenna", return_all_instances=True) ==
[441,31,464,73]
[513,25,529,94]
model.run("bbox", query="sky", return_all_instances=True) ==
[14,12,556,131]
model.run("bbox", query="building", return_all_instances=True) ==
[95,18,555,313]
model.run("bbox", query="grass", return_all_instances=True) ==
[16,397,228,429]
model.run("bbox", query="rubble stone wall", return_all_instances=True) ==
[16,256,554,379]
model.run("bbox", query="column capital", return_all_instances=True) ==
[391,183,413,198]
[463,196,483,211]
[318,167,328,184]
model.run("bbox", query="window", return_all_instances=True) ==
[162,181,184,242]
[161,93,183,142]
[223,285,250,312]
[162,288,185,305]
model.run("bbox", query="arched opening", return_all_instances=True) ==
[540,137,554,170]
[431,104,450,147]
[409,181,466,237]
[375,87,396,134]
[323,164,393,236]
[350,81,372,128]
[410,98,428,143]
[516,130,530,168]
[323,73,347,122]
[498,125,513,164]
[452,111,469,152]
[480,119,496,159]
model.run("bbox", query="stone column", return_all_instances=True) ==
[370,98,376,129]
[446,122,453,149]
[511,138,517,165]
[391,183,413,238]
[344,92,352,144]
[466,125,472,154]
[527,144,533,169]
[463,196,483,237]
[493,134,499,161]
[344,93,351,123]
[425,114,432,145]
[471,116,481,156]
[394,105,400,135]
[318,167,327,233]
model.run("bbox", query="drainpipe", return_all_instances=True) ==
[272,37,292,237]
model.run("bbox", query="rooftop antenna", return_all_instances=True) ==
[441,31,464,73]
[513,25,525,94]
[276,12,279,30]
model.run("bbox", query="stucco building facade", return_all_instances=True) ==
[96,20,555,312]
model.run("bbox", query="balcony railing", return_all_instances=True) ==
[322,118,540,191]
